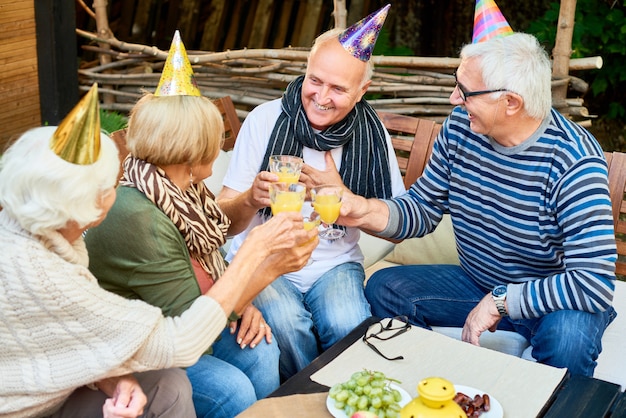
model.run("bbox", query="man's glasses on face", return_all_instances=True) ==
[453,70,508,102]
[362,316,411,361]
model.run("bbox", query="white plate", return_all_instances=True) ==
[454,385,504,418]
[326,383,412,418]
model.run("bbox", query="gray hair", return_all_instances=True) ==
[0,127,119,235]
[460,33,552,119]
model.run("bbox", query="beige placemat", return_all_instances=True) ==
[311,320,567,418]
[235,393,331,418]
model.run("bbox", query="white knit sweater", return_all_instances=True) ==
[0,211,227,417]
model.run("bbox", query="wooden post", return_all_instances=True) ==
[92,0,115,104]
[552,0,577,112]
[333,0,347,29]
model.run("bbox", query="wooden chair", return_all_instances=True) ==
[109,128,128,182]
[214,95,241,152]
[109,95,241,179]
[605,151,626,276]
[377,111,441,189]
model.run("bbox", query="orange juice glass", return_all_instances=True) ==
[269,182,306,215]
[270,155,303,184]
[311,185,345,240]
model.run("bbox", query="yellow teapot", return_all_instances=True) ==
[400,377,466,418]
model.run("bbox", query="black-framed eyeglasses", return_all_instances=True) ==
[453,71,508,102]
[362,316,411,361]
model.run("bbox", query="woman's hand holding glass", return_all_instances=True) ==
[251,212,319,278]
[249,212,312,251]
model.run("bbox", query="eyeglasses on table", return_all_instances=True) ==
[362,316,412,361]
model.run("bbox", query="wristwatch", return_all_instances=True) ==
[491,285,508,317]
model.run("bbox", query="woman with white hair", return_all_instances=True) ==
[0,84,315,418]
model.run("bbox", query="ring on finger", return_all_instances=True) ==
[260,323,266,328]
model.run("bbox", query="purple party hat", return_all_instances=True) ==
[338,4,391,61]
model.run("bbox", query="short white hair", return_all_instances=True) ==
[0,127,119,235]
[310,28,374,86]
[461,33,552,119]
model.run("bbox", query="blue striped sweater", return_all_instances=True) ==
[385,106,616,320]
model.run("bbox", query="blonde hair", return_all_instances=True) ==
[126,94,224,166]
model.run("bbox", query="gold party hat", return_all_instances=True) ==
[49,83,101,165]
[155,30,201,96]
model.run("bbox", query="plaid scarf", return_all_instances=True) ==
[120,156,230,280]
[259,75,393,220]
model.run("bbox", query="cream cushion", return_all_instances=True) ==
[384,214,459,266]
[204,150,232,196]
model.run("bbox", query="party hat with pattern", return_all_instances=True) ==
[155,30,201,96]
[338,4,390,61]
[50,83,101,165]
[472,0,513,43]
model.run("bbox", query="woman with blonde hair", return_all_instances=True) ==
[85,32,317,417]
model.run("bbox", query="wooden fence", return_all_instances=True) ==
[0,0,40,151]
[77,0,599,126]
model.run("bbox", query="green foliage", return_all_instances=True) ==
[372,28,414,57]
[367,28,415,102]
[99,109,128,136]
[526,0,626,120]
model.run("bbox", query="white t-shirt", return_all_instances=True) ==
[223,99,405,292]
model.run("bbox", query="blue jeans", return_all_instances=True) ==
[185,326,280,418]
[254,262,371,380]
[365,264,616,377]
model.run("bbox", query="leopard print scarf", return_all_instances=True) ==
[120,156,230,280]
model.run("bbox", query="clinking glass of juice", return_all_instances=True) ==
[269,155,303,184]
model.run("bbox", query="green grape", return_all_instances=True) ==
[329,384,342,398]
[357,395,369,411]
[388,403,402,412]
[382,393,396,405]
[335,389,349,402]
[370,396,383,409]
[345,379,357,390]
[356,376,370,386]
[331,369,403,417]
[373,371,385,379]
[371,379,385,388]
[391,388,402,402]
[370,387,383,398]
[351,371,365,380]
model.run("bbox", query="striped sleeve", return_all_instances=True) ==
[383,107,616,319]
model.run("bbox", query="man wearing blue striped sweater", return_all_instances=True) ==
[341,33,617,377]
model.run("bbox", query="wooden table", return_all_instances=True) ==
[270,317,624,417]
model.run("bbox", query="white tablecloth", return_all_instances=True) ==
[311,318,567,418]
